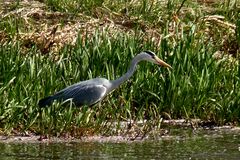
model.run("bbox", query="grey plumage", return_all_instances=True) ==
[38,51,171,107]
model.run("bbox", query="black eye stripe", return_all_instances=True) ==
[144,50,155,58]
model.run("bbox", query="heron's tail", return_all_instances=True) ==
[38,96,54,107]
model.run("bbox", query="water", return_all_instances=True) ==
[0,128,240,159]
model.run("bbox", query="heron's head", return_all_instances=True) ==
[141,51,172,69]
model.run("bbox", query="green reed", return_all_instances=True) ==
[0,29,239,135]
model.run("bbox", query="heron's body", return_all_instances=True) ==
[38,51,171,107]
[39,78,112,107]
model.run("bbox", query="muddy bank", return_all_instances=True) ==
[1,124,239,143]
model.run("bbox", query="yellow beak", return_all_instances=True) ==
[155,56,172,69]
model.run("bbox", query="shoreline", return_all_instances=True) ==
[1,124,239,144]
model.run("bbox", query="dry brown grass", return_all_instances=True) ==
[0,1,132,54]
[0,0,239,57]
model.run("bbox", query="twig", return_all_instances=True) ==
[176,0,187,15]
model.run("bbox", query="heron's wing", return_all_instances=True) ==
[55,84,107,106]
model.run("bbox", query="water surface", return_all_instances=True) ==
[0,128,240,159]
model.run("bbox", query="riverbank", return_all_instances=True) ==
[1,120,239,143]
[0,0,239,136]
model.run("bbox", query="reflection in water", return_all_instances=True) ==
[0,129,240,159]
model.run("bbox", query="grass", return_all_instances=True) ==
[0,0,239,137]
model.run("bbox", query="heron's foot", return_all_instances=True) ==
[38,134,49,141]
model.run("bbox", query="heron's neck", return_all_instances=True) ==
[110,57,140,90]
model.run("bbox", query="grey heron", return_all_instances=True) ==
[38,51,171,107]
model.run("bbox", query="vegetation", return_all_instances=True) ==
[0,0,239,137]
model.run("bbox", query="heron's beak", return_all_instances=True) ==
[155,57,172,69]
